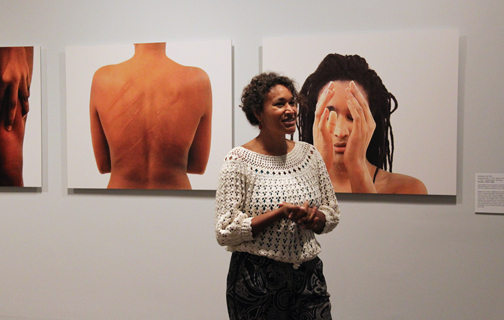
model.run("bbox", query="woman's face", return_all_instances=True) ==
[318,80,368,162]
[256,84,297,136]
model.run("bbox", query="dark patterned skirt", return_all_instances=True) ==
[226,251,332,320]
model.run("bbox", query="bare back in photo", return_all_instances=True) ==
[90,42,212,189]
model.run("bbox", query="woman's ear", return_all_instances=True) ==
[253,110,262,124]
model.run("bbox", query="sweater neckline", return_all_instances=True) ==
[234,142,312,169]
[238,141,300,158]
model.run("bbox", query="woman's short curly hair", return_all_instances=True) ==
[240,72,298,126]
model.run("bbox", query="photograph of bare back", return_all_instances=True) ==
[66,40,232,190]
[0,46,41,188]
[263,29,459,195]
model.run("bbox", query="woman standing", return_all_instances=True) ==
[215,72,340,319]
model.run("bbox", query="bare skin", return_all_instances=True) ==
[242,85,327,235]
[90,43,212,189]
[0,47,33,186]
[0,100,26,186]
[314,80,427,194]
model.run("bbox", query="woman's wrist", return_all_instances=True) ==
[251,207,287,236]
[347,165,377,193]
[344,159,367,175]
[312,209,326,234]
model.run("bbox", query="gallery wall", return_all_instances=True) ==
[1,1,504,319]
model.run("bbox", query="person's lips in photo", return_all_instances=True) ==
[334,142,346,153]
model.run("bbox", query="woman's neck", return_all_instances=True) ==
[329,160,377,191]
[247,130,292,156]
[134,42,167,58]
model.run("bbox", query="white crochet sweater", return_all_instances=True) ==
[214,141,340,265]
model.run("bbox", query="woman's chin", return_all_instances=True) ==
[332,153,345,165]
[283,123,296,135]
[284,127,296,135]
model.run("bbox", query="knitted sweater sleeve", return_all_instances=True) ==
[313,147,340,234]
[214,156,254,246]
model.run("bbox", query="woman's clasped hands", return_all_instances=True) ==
[279,201,325,233]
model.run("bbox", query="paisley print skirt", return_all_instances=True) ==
[226,251,332,320]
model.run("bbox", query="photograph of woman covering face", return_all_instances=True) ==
[298,53,427,194]
[262,30,459,195]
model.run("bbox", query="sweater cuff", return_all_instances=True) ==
[320,206,340,234]
[241,217,254,242]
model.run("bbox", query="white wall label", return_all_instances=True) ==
[476,173,504,214]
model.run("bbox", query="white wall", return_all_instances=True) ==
[1,1,503,319]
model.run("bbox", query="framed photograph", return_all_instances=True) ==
[0,46,42,188]
[66,40,232,190]
[263,29,459,195]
